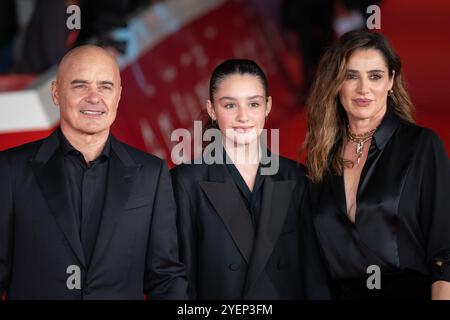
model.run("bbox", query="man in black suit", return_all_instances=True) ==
[0,45,188,299]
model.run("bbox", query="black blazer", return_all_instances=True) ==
[0,130,188,299]
[171,156,328,299]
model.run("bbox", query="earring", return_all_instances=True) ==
[211,118,217,126]
[388,89,394,96]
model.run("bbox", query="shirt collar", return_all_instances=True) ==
[328,103,401,171]
[371,103,401,151]
[58,128,111,160]
[222,144,267,194]
[224,152,265,198]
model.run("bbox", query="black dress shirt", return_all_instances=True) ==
[310,104,450,299]
[58,129,110,267]
[225,159,265,230]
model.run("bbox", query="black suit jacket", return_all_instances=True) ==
[0,130,188,299]
[171,156,328,299]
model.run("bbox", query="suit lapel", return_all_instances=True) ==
[88,137,140,272]
[199,164,255,264]
[244,176,296,295]
[30,130,86,268]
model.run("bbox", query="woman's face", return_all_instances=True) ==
[207,73,271,146]
[339,48,394,124]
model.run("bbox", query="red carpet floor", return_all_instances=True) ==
[276,0,450,162]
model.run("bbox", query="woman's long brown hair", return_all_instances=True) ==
[302,30,415,183]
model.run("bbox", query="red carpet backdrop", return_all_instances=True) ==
[0,0,448,162]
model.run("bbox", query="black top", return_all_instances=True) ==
[224,151,265,229]
[58,129,110,267]
[310,106,450,299]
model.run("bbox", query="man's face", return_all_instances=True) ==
[51,49,122,136]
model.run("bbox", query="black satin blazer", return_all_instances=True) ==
[310,107,450,299]
[171,155,330,299]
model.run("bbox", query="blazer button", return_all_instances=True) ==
[229,263,240,271]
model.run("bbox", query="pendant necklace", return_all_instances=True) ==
[347,125,376,164]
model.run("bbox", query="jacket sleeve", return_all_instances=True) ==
[420,131,450,283]
[0,153,14,297]
[171,167,198,299]
[144,160,188,299]
[299,181,333,299]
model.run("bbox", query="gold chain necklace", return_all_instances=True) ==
[346,125,376,164]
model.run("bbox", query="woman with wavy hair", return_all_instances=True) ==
[303,29,450,299]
